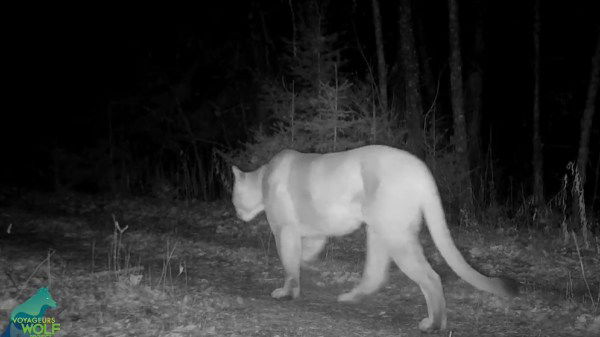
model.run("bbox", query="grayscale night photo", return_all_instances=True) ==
[1,1,599,336]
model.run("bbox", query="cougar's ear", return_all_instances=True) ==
[232,165,243,179]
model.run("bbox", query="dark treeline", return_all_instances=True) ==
[2,1,598,223]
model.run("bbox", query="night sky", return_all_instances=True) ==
[3,1,599,200]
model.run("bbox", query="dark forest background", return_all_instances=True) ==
[1,0,599,229]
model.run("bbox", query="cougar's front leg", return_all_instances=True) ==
[338,226,390,302]
[271,226,302,299]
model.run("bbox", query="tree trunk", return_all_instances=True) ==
[572,33,600,240]
[416,12,435,106]
[532,0,544,208]
[371,0,388,111]
[448,0,473,208]
[592,151,600,208]
[576,33,600,187]
[398,0,424,157]
[466,1,485,202]
[107,102,117,193]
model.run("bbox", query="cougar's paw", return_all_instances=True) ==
[418,317,446,333]
[337,290,363,303]
[271,286,299,300]
[418,318,435,332]
[271,287,290,299]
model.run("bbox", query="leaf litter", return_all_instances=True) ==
[0,193,598,336]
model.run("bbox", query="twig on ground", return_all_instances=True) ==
[17,249,56,297]
[79,266,145,281]
[47,249,52,289]
[572,230,596,309]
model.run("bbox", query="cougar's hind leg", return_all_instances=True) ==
[338,226,390,302]
[271,226,302,299]
[301,236,327,264]
[390,237,447,332]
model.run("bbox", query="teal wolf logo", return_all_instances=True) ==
[1,288,58,337]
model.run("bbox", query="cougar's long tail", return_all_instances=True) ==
[421,181,518,298]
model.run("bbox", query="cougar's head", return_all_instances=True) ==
[231,165,265,221]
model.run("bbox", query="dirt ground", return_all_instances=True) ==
[0,194,598,336]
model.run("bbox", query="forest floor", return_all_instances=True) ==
[0,192,599,337]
